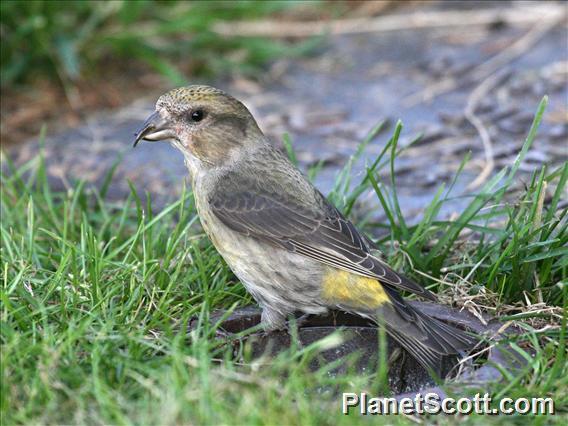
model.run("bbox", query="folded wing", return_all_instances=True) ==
[210,185,436,301]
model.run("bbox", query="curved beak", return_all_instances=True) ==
[133,111,175,147]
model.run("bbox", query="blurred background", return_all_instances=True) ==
[1,0,567,219]
[2,0,345,145]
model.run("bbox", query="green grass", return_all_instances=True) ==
[1,0,322,88]
[1,97,566,424]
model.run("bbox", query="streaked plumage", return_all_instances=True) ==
[133,85,477,374]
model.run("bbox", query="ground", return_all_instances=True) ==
[2,1,567,424]
[5,2,567,218]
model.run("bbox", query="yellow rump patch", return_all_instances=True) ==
[321,269,390,310]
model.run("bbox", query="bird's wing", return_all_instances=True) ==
[209,186,436,301]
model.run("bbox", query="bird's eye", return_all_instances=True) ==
[190,109,205,122]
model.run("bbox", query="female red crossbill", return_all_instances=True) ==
[134,85,476,373]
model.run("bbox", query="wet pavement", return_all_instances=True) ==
[188,303,525,396]
[6,2,567,224]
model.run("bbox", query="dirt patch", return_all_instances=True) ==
[0,66,167,148]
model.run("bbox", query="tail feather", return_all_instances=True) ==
[385,322,444,373]
[414,307,477,352]
[374,302,477,375]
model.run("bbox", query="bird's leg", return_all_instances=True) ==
[260,308,311,336]
[260,307,287,333]
[288,313,311,329]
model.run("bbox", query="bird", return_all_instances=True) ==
[133,85,476,374]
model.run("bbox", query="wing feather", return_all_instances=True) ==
[210,186,435,301]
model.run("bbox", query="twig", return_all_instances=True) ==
[464,68,512,190]
[349,0,397,18]
[405,13,564,105]
[213,4,564,38]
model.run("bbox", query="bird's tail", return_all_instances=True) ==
[370,292,477,375]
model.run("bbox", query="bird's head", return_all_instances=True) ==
[134,85,263,167]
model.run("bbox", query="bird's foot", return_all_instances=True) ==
[259,313,311,338]
[287,313,311,331]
